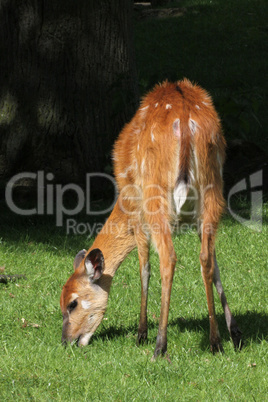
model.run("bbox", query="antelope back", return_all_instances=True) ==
[113,79,226,224]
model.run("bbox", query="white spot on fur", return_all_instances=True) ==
[118,171,127,178]
[173,118,181,139]
[141,158,145,174]
[71,293,79,301]
[202,101,209,106]
[81,300,91,310]
[139,105,149,118]
[173,181,189,214]
[151,123,156,142]
[133,127,141,135]
[137,143,140,151]
[166,104,172,109]
[195,104,200,110]
[118,165,133,178]
[189,118,198,135]
[188,166,196,184]
[155,103,158,108]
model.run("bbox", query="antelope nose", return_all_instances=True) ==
[61,335,67,346]
[61,319,69,346]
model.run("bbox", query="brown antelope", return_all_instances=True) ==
[60,79,242,358]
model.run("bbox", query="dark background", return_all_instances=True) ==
[0,0,267,197]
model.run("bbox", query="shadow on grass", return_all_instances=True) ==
[172,311,268,350]
[97,311,268,350]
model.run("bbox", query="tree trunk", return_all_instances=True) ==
[0,0,139,183]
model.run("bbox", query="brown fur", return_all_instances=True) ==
[60,79,242,356]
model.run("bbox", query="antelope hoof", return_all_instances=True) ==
[231,326,243,350]
[152,347,165,359]
[153,335,167,359]
[136,329,148,346]
[151,348,165,362]
[210,337,224,354]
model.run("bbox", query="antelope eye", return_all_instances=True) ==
[68,299,78,312]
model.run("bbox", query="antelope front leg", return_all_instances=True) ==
[200,225,223,353]
[135,227,151,345]
[137,261,150,345]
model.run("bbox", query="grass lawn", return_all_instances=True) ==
[1,0,268,400]
[0,202,267,400]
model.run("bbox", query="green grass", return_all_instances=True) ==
[1,0,268,400]
[0,199,267,400]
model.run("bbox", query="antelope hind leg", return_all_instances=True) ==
[213,254,243,349]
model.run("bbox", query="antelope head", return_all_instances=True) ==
[60,248,109,346]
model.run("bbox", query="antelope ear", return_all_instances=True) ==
[85,248,104,282]
[73,249,87,270]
